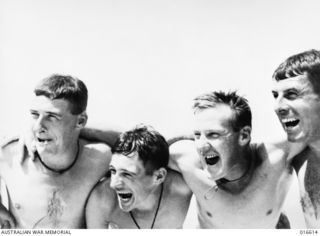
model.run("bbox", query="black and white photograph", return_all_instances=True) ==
[1,0,320,233]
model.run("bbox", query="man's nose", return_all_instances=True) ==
[110,174,123,189]
[197,136,211,154]
[274,97,289,116]
[33,116,47,133]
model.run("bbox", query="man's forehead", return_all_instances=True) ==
[30,96,72,114]
[272,74,312,91]
[110,153,144,173]
[193,105,233,128]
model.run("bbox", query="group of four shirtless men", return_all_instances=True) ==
[0,49,319,229]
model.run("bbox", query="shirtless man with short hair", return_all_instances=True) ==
[0,74,112,228]
[169,91,303,228]
[272,49,320,228]
[85,125,192,229]
[82,91,302,228]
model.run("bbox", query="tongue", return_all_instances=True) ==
[205,156,219,165]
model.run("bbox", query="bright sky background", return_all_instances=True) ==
[1,0,320,229]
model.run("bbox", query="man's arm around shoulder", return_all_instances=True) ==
[85,178,117,229]
[169,140,201,172]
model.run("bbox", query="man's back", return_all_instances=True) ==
[0,137,111,228]
[170,140,294,228]
[86,169,192,229]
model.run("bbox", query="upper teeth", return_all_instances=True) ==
[206,155,216,159]
[282,118,297,123]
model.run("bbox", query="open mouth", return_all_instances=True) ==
[205,154,220,166]
[37,137,52,144]
[282,118,300,129]
[117,192,133,202]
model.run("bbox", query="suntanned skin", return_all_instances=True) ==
[171,140,298,228]
[86,152,192,229]
[86,170,192,229]
[0,138,110,228]
[272,74,320,228]
[169,104,304,228]
[0,96,112,228]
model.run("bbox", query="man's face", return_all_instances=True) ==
[109,152,156,212]
[193,105,241,180]
[272,74,320,144]
[30,95,80,157]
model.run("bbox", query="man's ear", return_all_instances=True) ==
[76,112,88,128]
[153,168,167,185]
[238,126,251,146]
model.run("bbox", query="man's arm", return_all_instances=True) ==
[85,178,117,229]
[169,140,214,195]
[80,127,122,147]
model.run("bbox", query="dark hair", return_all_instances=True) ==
[34,74,88,115]
[192,91,252,132]
[273,49,320,94]
[111,124,169,175]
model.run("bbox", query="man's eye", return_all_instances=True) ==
[122,173,132,178]
[48,114,58,120]
[109,169,116,175]
[30,112,39,119]
[208,133,219,138]
[193,132,200,139]
[272,92,278,99]
[285,92,298,100]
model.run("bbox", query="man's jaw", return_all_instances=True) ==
[116,190,134,211]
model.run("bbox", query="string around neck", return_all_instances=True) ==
[35,141,80,174]
[129,183,164,229]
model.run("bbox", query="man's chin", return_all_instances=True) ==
[118,199,134,212]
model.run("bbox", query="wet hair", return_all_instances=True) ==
[192,91,252,132]
[34,74,88,115]
[111,124,169,175]
[273,49,320,94]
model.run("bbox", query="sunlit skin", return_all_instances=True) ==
[273,74,320,228]
[169,103,304,228]
[272,74,320,145]
[29,96,80,170]
[109,152,159,212]
[0,95,112,228]
[193,104,246,181]
[86,152,192,229]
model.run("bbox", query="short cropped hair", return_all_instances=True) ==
[111,124,169,175]
[34,74,88,115]
[192,91,252,132]
[273,49,320,94]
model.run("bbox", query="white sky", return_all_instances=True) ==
[1,0,320,228]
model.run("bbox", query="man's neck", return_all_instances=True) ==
[35,140,80,175]
[218,146,255,192]
[131,183,164,216]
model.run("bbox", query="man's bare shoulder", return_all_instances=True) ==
[166,169,192,196]
[86,177,117,216]
[0,136,24,162]
[86,177,117,228]
[254,137,306,166]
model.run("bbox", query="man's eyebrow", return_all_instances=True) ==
[47,111,62,117]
